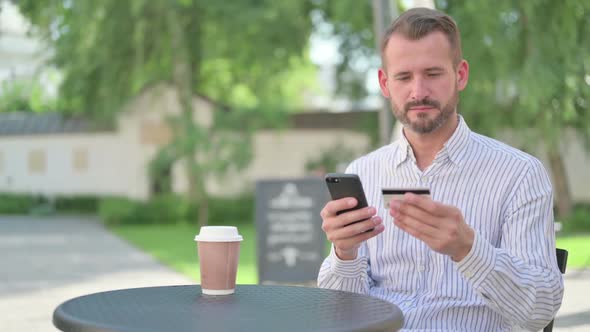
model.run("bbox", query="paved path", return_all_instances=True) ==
[0,216,192,332]
[552,269,590,332]
[1,216,588,332]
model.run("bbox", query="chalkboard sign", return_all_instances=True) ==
[255,178,329,284]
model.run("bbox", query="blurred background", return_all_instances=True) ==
[0,0,588,331]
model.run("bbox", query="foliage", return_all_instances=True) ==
[15,0,317,119]
[0,193,98,215]
[15,0,319,225]
[0,193,38,214]
[0,80,59,113]
[311,0,377,100]
[205,195,255,225]
[440,0,590,143]
[98,195,189,226]
[313,1,589,217]
[98,197,141,226]
[305,143,358,174]
[442,0,590,218]
[54,195,99,213]
[99,193,255,226]
[356,112,381,149]
[560,204,590,233]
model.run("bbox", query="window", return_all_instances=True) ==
[140,120,172,146]
[73,148,88,172]
[28,149,46,174]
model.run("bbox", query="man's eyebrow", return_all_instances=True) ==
[425,67,445,72]
[392,71,411,78]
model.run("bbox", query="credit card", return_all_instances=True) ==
[382,188,431,208]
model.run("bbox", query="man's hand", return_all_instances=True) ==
[320,198,384,260]
[390,193,474,262]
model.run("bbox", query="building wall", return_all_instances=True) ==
[0,133,149,198]
[202,129,371,196]
[1,83,587,204]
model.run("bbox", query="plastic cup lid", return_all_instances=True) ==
[194,226,243,242]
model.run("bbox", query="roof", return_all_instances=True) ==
[0,109,378,137]
[289,110,378,130]
[0,112,113,136]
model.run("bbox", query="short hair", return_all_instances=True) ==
[381,7,462,67]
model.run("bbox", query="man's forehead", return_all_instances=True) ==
[383,31,454,70]
[385,31,451,54]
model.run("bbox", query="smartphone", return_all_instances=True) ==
[324,173,372,229]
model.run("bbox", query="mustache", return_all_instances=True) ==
[404,98,440,112]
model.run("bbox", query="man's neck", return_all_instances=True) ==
[404,114,459,171]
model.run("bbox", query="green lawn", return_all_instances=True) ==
[111,223,590,284]
[110,223,259,284]
[556,234,590,269]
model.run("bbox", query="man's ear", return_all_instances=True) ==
[457,60,469,91]
[378,68,390,98]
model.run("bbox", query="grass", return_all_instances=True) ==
[556,234,590,269]
[110,223,590,284]
[110,222,259,284]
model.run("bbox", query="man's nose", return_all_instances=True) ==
[410,78,429,101]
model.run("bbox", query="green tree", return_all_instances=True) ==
[442,0,590,218]
[15,0,317,225]
[0,79,59,113]
[315,1,590,219]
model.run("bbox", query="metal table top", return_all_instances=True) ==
[53,284,404,332]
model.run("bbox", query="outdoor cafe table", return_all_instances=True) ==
[53,284,404,332]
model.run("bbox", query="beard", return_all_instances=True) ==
[391,87,459,134]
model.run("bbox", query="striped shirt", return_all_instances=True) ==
[318,116,564,331]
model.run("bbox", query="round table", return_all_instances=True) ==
[53,284,404,332]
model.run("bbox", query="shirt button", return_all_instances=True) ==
[417,265,425,272]
[464,270,474,278]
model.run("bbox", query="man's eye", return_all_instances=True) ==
[396,77,410,81]
[428,73,441,77]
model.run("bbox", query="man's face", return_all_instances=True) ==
[378,31,469,134]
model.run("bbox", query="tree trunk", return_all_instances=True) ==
[547,147,573,219]
[166,6,208,226]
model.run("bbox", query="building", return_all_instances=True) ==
[0,84,372,200]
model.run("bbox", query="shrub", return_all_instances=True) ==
[0,193,37,214]
[207,194,255,225]
[135,194,190,224]
[561,204,590,233]
[0,191,256,226]
[99,197,141,226]
[54,195,99,214]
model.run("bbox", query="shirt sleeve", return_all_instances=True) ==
[455,159,564,331]
[317,241,374,294]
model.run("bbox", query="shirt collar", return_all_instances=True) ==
[393,129,413,168]
[441,115,471,166]
[392,115,471,168]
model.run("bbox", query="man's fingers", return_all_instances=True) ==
[391,200,440,228]
[403,193,456,217]
[394,214,438,238]
[321,197,357,219]
[328,216,382,241]
[394,216,436,241]
[332,222,385,250]
[335,206,377,228]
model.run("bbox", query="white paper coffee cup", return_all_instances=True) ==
[194,226,242,295]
